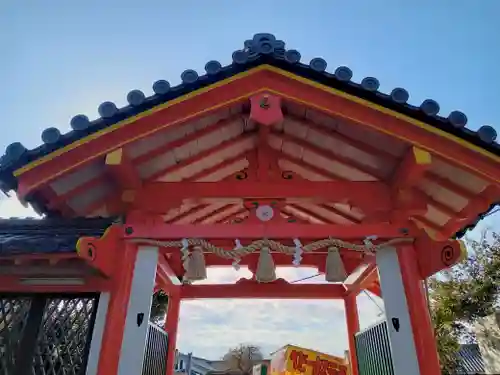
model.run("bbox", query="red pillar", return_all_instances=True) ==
[165,290,181,375]
[97,242,138,375]
[344,294,360,375]
[398,245,440,375]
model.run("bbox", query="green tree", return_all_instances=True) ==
[428,232,500,373]
[150,290,169,324]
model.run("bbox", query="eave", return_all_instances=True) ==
[0,33,498,240]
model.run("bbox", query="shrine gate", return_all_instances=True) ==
[1,33,499,375]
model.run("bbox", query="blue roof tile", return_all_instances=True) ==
[0,217,115,256]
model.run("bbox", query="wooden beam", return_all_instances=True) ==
[387,147,433,224]
[344,263,378,295]
[273,131,381,179]
[131,181,391,213]
[187,151,252,182]
[255,126,276,181]
[105,148,142,190]
[414,234,466,277]
[144,134,256,182]
[365,284,382,298]
[441,185,500,236]
[0,275,110,293]
[123,222,414,240]
[192,204,235,224]
[179,278,345,299]
[392,147,432,192]
[157,254,181,287]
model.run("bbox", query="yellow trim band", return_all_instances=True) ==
[413,147,432,165]
[263,65,500,164]
[14,67,266,176]
[14,64,500,178]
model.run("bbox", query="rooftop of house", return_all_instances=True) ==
[456,344,485,374]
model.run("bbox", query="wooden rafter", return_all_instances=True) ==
[272,131,382,180]
[146,134,256,182]
[105,148,141,190]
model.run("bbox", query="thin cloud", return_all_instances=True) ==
[178,267,384,359]
[0,195,39,218]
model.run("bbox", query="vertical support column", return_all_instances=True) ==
[344,294,360,375]
[376,246,419,375]
[165,291,181,375]
[398,245,441,375]
[95,242,143,375]
[117,245,159,375]
[86,292,110,375]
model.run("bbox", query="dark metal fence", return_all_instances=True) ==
[142,322,169,375]
[355,320,394,375]
[0,293,99,375]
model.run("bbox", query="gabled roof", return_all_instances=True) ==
[0,33,498,240]
[0,32,498,191]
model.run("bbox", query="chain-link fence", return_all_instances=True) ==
[0,293,99,375]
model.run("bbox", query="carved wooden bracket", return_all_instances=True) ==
[249,93,283,126]
[76,224,123,278]
[414,232,467,278]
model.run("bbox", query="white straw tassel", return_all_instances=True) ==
[325,247,347,282]
[255,247,276,283]
[232,239,242,270]
[292,238,303,266]
[184,246,207,281]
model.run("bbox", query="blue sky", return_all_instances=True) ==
[1,0,499,360]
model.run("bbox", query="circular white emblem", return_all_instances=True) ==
[256,205,274,222]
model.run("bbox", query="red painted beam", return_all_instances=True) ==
[179,278,346,299]
[365,284,382,298]
[344,263,378,295]
[392,147,432,192]
[105,148,142,190]
[124,222,413,240]
[132,181,391,213]
[157,254,181,287]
